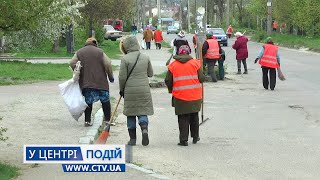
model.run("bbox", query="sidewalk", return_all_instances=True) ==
[0,36,173,179]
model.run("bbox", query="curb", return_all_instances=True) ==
[78,109,171,179]
[78,109,104,144]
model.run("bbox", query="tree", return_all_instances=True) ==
[81,0,134,37]
[0,0,54,32]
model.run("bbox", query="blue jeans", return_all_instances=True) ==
[127,116,148,129]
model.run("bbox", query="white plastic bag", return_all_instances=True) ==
[140,39,146,49]
[59,79,87,121]
[59,61,87,121]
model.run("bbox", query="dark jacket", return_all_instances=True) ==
[173,36,190,55]
[232,36,248,60]
[70,44,114,90]
[202,38,222,60]
[119,36,154,116]
[165,54,205,115]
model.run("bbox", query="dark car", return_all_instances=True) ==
[207,28,228,46]
[167,26,178,34]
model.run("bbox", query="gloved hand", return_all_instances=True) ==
[119,91,124,97]
[254,58,259,64]
[109,78,114,83]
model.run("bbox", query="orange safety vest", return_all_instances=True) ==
[259,44,279,68]
[168,59,202,101]
[204,39,221,59]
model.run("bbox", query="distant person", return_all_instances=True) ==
[280,23,285,34]
[273,21,278,32]
[165,45,205,146]
[131,23,137,36]
[173,30,191,55]
[69,37,114,127]
[143,25,154,50]
[232,32,249,74]
[119,36,154,146]
[192,33,198,58]
[202,32,222,82]
[226,25,233,38]
[255,37,281,90]
[154,26,163,50]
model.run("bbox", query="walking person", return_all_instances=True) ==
[202,32,222,82]
[173,30,191,55]
[255,37,281,91]
[154,26,163,50]
[143,25,153,50]
[119,36,154,146]
[232,32,249,74]
[131,23,137,36]
[226,25,233,38]
[69,37,114,127]
[273,21,278,32]
[165,45,205,146]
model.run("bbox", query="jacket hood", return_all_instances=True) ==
[173,54,193,63]
[120,36,140,54]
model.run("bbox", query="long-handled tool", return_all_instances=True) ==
[198,43,210,125]
[96,96,122,144]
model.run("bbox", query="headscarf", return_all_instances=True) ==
[178,45,191,55]
[178,30,185,37]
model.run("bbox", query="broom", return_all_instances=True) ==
[277,67,286,81]
[96,96,122,144]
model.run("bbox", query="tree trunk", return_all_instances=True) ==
[52,38,60,53]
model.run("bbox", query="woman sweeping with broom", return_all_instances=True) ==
[255,37,285,90]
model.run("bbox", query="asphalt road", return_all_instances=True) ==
[109,33,320,179]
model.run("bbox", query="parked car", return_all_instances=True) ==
[103,25,122,41]
[167,26,178,34]
[207,28,228,46]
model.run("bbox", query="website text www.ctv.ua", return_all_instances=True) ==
[62,164,125,172]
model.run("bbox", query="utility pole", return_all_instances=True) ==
[267,0,272,36]
[205,0,207,31]
[226,0,230,27]
[157,0,161,27]
[187,0,190,33]
[179,0,182,30]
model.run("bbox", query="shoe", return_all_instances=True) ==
[193,137,200,144]
[84,122,92,127]
[243,71,248,74]
[141,125,149,146]
[270,88,274,91]
[237,71,241,74]
[127,129,136,146]
[177,141,188,146]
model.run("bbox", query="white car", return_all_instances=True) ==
[103,25,122,41]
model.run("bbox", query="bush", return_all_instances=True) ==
[94,26,105,45]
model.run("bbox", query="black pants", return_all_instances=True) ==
[155,43,161,49]
[178,112,199,142]
[262,66,276,90]
[237,59,247,72]
[205,59,217,82]
[84,101,111,123]
[146,42,151,50]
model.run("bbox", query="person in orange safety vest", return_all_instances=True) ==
[202,32,222,82]
[165,45,205,146]
[255,37,281,90]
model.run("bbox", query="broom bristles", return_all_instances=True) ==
[96,131,109,144]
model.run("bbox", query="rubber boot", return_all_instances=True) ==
[140,125,149,146]
[127,129,136,146]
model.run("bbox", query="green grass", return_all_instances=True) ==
[0,162,20,180]
[13,40,122,59]
[0,61,119,85]
[162,41,171,48]
[154,71,167,79]
[252,32,320,52]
